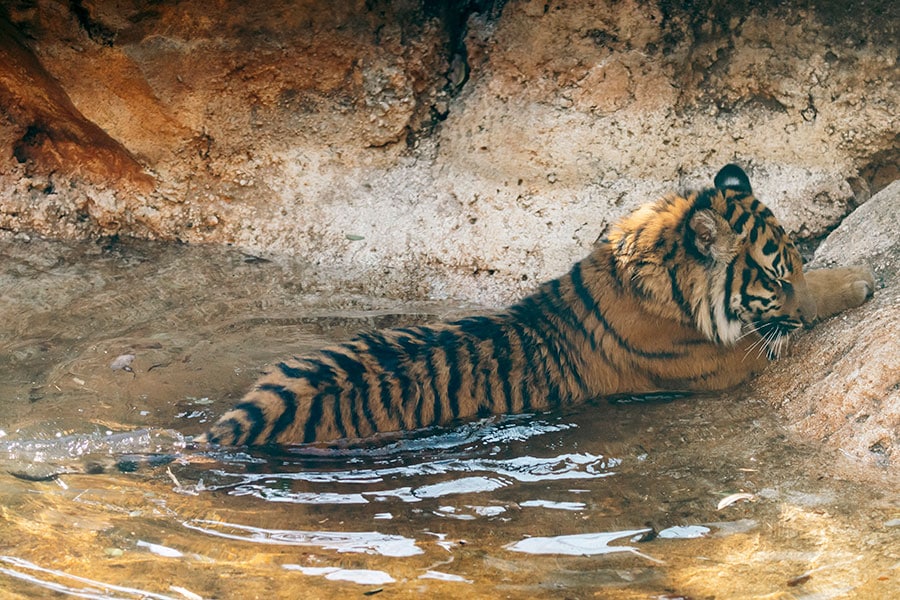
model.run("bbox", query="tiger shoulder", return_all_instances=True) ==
[200,164,875,447]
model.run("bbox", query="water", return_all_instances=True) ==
[0,236,897,599]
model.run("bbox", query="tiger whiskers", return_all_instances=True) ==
[742,322,776,361]
[757,328,779,360]
[769,330,790,360]
[736,321,769,343]
[761,329,782,360]
[741,324,767,358]
[740,319,793,361]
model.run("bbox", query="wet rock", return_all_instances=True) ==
[755,181,900,479]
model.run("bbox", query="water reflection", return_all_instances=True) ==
[0,426,186,481]
[179,415,619,506]
[1,237,896,599]
[184,520,423,557]
[0,555,182,600]
[283,565,397,585]
[505,528,655,558]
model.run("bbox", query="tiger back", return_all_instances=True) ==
[201,164,873,446]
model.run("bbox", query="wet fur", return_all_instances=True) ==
[202,165,874,446]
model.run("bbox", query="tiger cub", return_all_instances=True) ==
[201,164,875,446]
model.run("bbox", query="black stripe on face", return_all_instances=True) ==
[232,402,266,445]
[758,206,776,222]
[739,268,777,310]
[571,262,680,360]
[749,223,759,244]
[723,257,738,321]
[258,384,298,441]
[733,210,751,234]
[724,201,737,222]
[762,239,779,255]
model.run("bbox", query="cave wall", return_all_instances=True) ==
[1,0,897,303]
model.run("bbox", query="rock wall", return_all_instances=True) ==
[1,0,897,303]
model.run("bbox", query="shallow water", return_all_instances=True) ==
[0,236,897,599]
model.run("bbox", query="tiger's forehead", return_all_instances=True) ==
[714,190,801,278]
[719,190,780,230]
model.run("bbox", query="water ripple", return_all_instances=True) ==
[201,451,618,505]
[182,519,423,557]
[0,555,179,600]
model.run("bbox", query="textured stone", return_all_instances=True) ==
[755,181,900,480]
[0,0,897,304]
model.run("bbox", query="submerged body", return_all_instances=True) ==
[203,165,874,446]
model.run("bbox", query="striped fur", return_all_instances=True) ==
[201,164,863,446]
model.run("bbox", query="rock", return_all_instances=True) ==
[0,1,897,304]
[755,181,900,479]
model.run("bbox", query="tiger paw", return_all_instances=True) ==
[805,265,876,321]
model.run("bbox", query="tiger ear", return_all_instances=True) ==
[688,210,719,256]
[714,164,752,194]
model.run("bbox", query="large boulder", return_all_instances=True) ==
[755,181,899,480]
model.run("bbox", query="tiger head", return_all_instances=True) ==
[609,164,817,359]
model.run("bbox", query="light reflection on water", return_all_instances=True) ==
[184,520,423,557]
[504,528,655,558]
[1,237,897,599]
[185,416,619,506]
[0,555,182,600]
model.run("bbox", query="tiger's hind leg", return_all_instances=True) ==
[804,266,876,321]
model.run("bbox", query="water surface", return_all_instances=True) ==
[0,236,896,599]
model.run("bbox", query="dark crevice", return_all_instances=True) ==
[437,2,505,96]
[859,143,900,196]
[69,0,116,46]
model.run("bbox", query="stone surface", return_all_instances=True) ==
[0,0,897,304]
[754,181,899,480]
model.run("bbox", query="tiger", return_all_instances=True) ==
[200,164,875,447]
